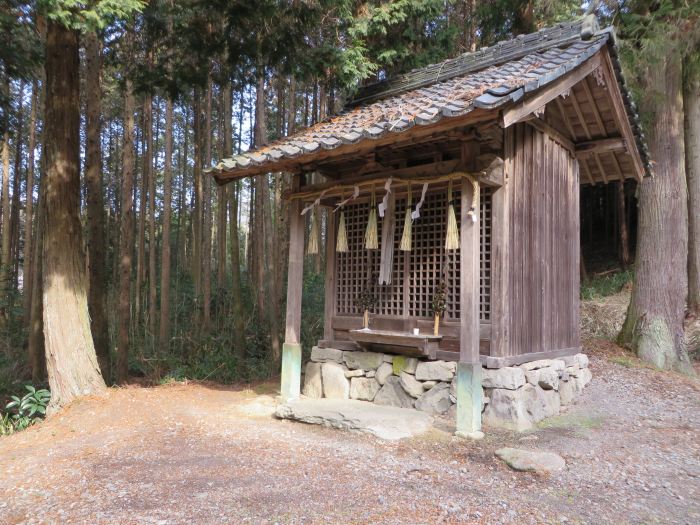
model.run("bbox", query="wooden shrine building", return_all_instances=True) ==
[209,16,649,436]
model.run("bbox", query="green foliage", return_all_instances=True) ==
[348,0,455,79]
[581,268,634,300]
[2,385,50,434]
[37,0,145,31]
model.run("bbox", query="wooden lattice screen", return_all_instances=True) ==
[335,186,492,322]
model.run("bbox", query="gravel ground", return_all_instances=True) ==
[1,342,698,525]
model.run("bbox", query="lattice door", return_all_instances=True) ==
[334,187,491,321]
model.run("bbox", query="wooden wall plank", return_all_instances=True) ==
[505,123,580,357]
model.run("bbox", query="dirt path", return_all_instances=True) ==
[1,343,698,525]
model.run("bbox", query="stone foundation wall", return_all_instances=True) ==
[302,347,592,431]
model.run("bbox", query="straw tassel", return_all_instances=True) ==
[306,207,319,255]
[364,186,378,250]
[400,182,412,251]
[445,179,459,251]
[336,210,348,252]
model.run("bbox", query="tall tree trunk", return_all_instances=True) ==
[217,85,231,294]
[192,93,202,317]
[43,21,105,410]
[287,77,296,135]
[10,82,24,297]
[85,30,110,379]
[135,97,150,328]
[159,99,173,349]
[117,75,136,384]
[147,96,157,336]
[617,181,630,269]
[28,159,45,383]
[0,116,11,319]
[253,66,267,319]
[229,182,245,360]
[619,49,693,374]
[685,58,700,315]
[23,80,39,325]
[202,81,212,330]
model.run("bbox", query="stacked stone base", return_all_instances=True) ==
[302,347,592,431]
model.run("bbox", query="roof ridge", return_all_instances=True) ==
[347,16,597,108]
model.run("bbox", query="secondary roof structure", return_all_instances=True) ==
[209,16,649,185]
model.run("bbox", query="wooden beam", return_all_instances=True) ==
[476,154,505,187]
[575,137,626,156]
[501,53,601,128]
[460,144,480,364]
[599,49,646,182]
[284,159,461,200]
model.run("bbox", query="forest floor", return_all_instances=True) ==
[1,342,698,525]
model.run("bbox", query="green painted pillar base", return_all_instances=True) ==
[281,342,302,401]
[455,362,484,439]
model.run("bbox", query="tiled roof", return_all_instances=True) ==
[210,16,649,181]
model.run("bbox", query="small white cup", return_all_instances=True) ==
[413,328,420,335]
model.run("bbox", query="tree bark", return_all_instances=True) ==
[617,181,630,269]
[202,81,212,330]
[685,59,700,315]
[217,84,231,294]
[85,30,110,380]
[1,107,11,319]
[28,158,45,384]
[192,93,202,316]
[619,49,694,374]
[23,80,39,325]
[147,95,157,336]
[135,97,150,328]
[159,99,173,350]
[229,182,245,360]
[117,75,136,384]
[10,82,24,296]
[43,21,106,410]
[253,66,267,318]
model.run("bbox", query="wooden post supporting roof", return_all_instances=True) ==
[455,143,483,439]
[281,176,304,400]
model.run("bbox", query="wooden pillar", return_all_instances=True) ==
[323,208,336,342]
[281,179,304,400]
[456,143,483,439]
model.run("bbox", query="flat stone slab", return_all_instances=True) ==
[275,399,434,440]
[495,447,566,474]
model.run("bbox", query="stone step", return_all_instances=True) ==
[275,399,434,440]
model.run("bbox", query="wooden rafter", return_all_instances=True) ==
[593,153,609,184]
[581,75,608,137]
[598,49,645,182]
[500,53,601,128]
[580,157,596,185]
[555,97,577,138]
